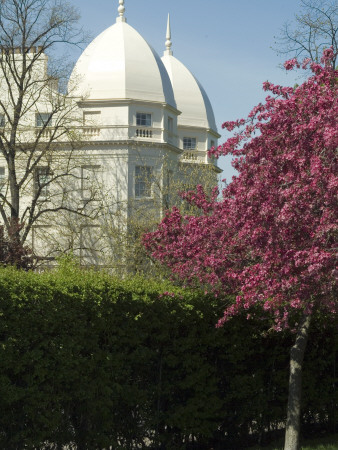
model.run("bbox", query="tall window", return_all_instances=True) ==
[0,167,5,192]
[136,113,151,127]
[135,166,152,198]
[0,114,5,127]
[168,117,173,132]
[183,137,196,150]
[35,113,52,127]
[81,165,100,200]
[34,167,52,198]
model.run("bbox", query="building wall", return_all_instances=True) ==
[0,47,220,269]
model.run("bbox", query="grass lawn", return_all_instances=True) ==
[248,433,338,449]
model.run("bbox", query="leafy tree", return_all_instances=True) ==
[144,50,337,450]
[274,0,338,68]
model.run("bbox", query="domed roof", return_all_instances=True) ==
[162,54,217,131]
[161,17,218,132]
[69,15,176,107]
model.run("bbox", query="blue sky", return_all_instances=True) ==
[71,0,305,182]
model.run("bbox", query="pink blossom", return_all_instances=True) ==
[284,58,300,70]
[144,51,338,330]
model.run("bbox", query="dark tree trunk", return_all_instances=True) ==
[8,155,20,222]
[284,312,312,450]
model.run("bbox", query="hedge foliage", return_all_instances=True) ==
[0,262,336,449]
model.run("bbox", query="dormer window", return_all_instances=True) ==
[183,137,196,150]
[136,113,151,127]
[36,113,52,127]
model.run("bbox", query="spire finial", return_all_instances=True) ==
[164,14,173,56]
[117,0,126,23]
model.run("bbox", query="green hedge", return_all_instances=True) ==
[0,263,336,449]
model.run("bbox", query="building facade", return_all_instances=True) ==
[0,0,220,269]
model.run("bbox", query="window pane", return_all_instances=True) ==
[36,113,51,127]
[168,117,173,132]
[136,113,151,127]
[0,167,5,192]
[34,167,52,198]
[135,166,152,198]
[183,137,196,150]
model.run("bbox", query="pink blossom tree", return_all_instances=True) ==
[144,50,337,450]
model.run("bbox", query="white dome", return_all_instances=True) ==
[69,20,176,107]
[162,53,217,132]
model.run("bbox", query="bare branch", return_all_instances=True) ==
[273,0,337,68]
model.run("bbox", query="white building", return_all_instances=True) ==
[0,0,220,269]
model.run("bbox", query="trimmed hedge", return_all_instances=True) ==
[0,263,336,449]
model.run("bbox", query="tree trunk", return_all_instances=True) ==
[8,153,20,226]
[284,312,312,450]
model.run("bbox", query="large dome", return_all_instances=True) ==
[69,19,176,107]
[162,52,217,132]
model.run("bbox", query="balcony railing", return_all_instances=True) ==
[82,127,100,137]
[136,128,153,138]
[27,124,176,143]
[181,151,207,164]
[35,128,55,139]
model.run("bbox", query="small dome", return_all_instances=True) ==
[162,53,217,132]
[69,21,176,107]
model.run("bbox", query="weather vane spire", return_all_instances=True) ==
[164,14,173,55]
[117,0,126,23]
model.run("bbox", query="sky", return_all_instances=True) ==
[70,0,306,183]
